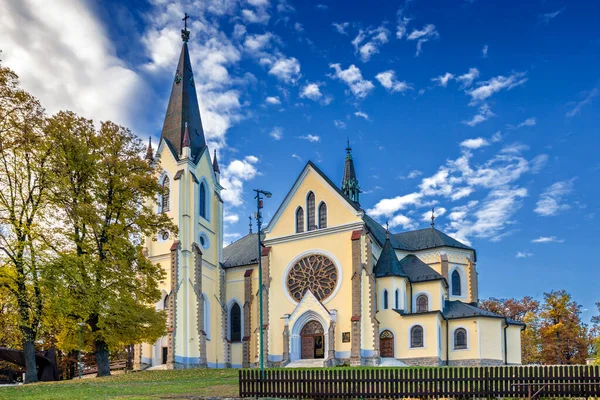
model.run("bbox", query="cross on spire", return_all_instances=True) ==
[249,216,253,234]
[430,208,435,228]
[385,220,390,239]
[181,13,190,42]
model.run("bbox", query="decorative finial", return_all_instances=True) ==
[212,149,220,173]
[181,13,190,42]
[249,216,253,234]
[430,208,435,228]
[182,122,190,148]
[145,137,153,160]
[346,137,351,152]
[385,221,389,240]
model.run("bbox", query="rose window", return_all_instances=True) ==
[286,254,338,302]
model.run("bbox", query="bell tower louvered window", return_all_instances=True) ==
[296,207,304,233]
[307,192,316,231]
[318,202,327,229]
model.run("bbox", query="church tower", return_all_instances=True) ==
[341,140,360,204]
[137,18,224,370]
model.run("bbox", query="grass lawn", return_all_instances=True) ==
[0,368,240,400]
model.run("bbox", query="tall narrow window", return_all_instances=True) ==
[454,328,467,349]
[318,202,327,229]
[395,289,399,309]
[296,207,304,233]
[161,176,170,212]
[452,270,461,296]
[230,302,241,342]
[199,182,207,219]
[383,290,389,310]
[416,294,428,313]
[307,192,316,231]
[410,325,424,348]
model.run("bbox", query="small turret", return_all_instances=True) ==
[342,138,360,204]
[181,122,191,159]
[212,149,220,183]
[145,137,153,161]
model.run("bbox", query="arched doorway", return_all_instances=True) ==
[380,330,394,358]
[300,320,325,359]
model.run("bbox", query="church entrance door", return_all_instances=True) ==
[300,320,325,359]
[380,330,394,358]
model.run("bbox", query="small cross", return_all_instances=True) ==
[431,208,435,228]
[182,13,190,30]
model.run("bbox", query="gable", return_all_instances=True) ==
[266,162,362,238]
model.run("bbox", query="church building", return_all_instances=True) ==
[135,25,524,370]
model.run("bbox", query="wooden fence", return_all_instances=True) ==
[239,365,600,399]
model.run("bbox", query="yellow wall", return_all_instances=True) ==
[411,280,445,312]
[479,318,503,361]
[506,325,522,364]
[447,319,480,361]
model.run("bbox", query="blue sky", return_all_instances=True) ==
[0,0,598,322]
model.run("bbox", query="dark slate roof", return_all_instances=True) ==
[443,301,525,326]
[399,254,446,284]
[160,41,206,161]
[222,233,263,268]
[394,227,474,253]
[363,215,412,251]
[374,237,408,278]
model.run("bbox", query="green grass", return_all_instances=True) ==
[0,368,239,400]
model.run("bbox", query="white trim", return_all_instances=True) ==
[289,310,329,362]
[451,326,470,351]
[281,249,343,306]
[413,291,431,313]
[264,164,363,233]
[264,221,364,246]
[408,323,426,349]
[227,298,243,342]
[449,265,467,299]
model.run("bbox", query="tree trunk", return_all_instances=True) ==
[94,340,111,377]
[22,336,38,383]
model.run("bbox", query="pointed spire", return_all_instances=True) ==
[430,208,435,228]
[145,137,153,160]
[385,221,390,240]
[159,15,206,161]
[212,149,220,173]
[342,139,360,204]
[182,122,190,148]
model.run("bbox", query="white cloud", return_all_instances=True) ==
[220,156,260,207]
[269,126,283,140]
[541,8,564,23]
[462,104,495,127]
[265,96,281,105]
[515,117,536,128]
[224,232,242,242]
[376,70,412,93]
[352,26,390,62]
[243,32,275,53]
[531,236,564,243]
[332,22,350,35]
[334,120,346,129]
[224,211,240,224]
[241,8,271,24]
[389,214,416,230]
[535,179,575,216]
[407,170,422,179]
[407,24,439,56]
[491,131,503,143]
[422,207,447,222]
[456,68,480,88]
[460,137,490,149]
[432,72,454,87]
[467,72,528,103]
[531,154,548,174]
[516,251,533,259]
[294,22,304,32]
[300,83,322,100]
[367,192,423,218]
[299,134,320,143]
[329,63,375,99]
[268,56,301,84]
[482,45,488,58]
[566,88,598,117]
[354,111,370,120]
[396,17,411,39]
[291,153,302,161]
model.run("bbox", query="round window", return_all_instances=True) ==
[286,254,338,302]
[199,233,210,249]
[159,230,170,241]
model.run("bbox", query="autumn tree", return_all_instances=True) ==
[538,290,588,365]
[480,296,541,364]
[590,302,600,365]
[44,111,175,376]
[0,64,52,383]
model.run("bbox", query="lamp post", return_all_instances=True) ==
[254,189,271,379]
[77,322,86,379]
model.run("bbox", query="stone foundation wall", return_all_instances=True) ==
[399,357,443,366]
[448,358,504,367]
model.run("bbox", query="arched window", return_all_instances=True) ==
[161,176,170,212]
[454,328,467,349]
[318,202,327,229]
[452,270,461,296]
[199,182,207,219]
[395,289,399,309]
[296,207,304,233]
[416,294,428,313]
[229,302,242,342]
[163,294,169,310]
[203,293,211,340]
[383,290,389,310]
[410,325,424,348]
[307,192,316,231]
